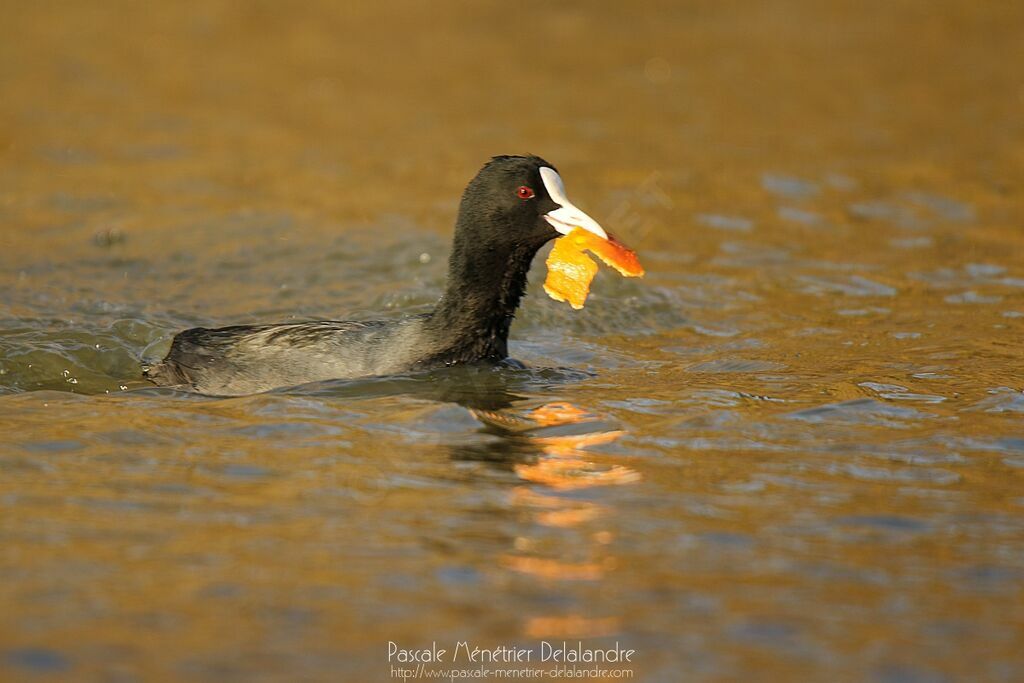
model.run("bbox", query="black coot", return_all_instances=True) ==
[143,155,613,395]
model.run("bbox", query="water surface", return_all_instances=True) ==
[1,2,1023,681]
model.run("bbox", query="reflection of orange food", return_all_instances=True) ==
[500,555,604,581]
[544,229,644,309]
[515,459,639,490]
[525,615,620,639]
[528,401,593,426]
[537,506,602,528]
[533,430,624,453]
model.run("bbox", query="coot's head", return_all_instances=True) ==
[456,155,608,250]
[435,155,613,349]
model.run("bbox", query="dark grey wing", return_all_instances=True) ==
[143,325,273,388]
[142,319,426,394]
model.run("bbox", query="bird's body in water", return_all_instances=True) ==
[144,155,613,395]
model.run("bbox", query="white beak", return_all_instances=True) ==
[540,167,609,240]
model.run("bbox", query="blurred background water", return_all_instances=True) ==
[1,1,1023,681]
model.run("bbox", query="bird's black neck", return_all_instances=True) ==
[423,229,541,366]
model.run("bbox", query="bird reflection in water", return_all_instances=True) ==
[287,364,640,639]
[468,399,640,640]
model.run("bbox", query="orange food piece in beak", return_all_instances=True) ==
[544,236,599,310]
[543,229,644,309]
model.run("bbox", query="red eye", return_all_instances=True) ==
[517,186,535,200]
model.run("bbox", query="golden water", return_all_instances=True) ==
[1,1,1023,681]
